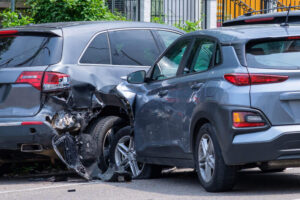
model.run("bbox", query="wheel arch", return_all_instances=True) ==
[190,113,212,154]
[83,105,130,133]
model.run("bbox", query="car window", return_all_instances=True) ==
[246,38,300,70]
[80,32,110,64]
[156,30,181,48]
[109,30,160,66]
[185,39,218,74]
[151,39,190,81]
[0,35,62,68]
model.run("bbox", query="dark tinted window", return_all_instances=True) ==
[80,32,110,64]
[157,30,181,48]
[0,35,62,68]
[151,39,190,80]
[246,38,300,69]
[109,30,160,66]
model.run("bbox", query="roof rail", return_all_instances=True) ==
[244,5,300,16]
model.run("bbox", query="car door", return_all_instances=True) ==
[134,38,193,158]
[169,37,221,157]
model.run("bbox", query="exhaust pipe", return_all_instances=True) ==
[21,144,43,152]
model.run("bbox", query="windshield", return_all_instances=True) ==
[0,35,62,68]
[246,38,300,70]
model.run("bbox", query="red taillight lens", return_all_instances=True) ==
[233,111,266,128]
[224,73,250,86]
[251,74,288,84]
[43,72,70,92]
[224,73,288,86]
[16,71,43,90]
[244,17,274,23]
[21,121,43,126]
[16,71,70,91]
[0,30,18,35]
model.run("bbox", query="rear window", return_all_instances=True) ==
[0,34,62,68]
[246,38,300,70]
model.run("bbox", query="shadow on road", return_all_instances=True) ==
[105,168,300,197]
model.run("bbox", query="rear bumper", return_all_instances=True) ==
[226,125,300,165]
[0,115,57,151]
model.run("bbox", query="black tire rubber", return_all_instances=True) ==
[89,116,127,172]
[194,123,237,192]
[259,166,286,173]
[110,126,162,179]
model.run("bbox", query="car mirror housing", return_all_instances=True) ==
[127,70,146,84]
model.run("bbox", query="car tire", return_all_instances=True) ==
[194,123,237,192]
[110,126,162,179]
[259,166,286,173]
[90,116,127,172]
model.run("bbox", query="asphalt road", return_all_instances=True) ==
[1,168,300,200]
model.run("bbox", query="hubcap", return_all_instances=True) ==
[198,134,215,183]
[114,135,144,178]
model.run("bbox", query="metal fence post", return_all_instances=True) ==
[11,0,15,12]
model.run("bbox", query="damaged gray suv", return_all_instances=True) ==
[0,21,183,175]
[105,24,300,192]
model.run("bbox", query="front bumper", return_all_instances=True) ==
[0,114,57,151]
[226,125,300,165]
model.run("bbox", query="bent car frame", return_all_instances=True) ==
[0,21,183,178]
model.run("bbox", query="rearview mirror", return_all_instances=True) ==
[127,70,146,84]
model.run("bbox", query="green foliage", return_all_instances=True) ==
[26,0,125,24]
[151,16,201,32]
[151,16,164,24]
[175,20,202,32]
[0,10,33,28]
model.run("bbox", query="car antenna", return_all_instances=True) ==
[281,2,292,27]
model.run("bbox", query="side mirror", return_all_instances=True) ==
[127,70,146,84]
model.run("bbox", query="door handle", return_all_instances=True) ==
[158,90,168,97]
[191,83,203,90]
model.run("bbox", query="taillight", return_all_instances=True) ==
[233,111,266,128]
[244,17,274,23]
[224,73,288,86]
[43,72,70,92]
[21,121,43,126]
[0,30,18,35]
[16,71,43,90]
[16,71,70,91]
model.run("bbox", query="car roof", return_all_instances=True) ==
[184,24,300,45]
[223,11,300,26]
[2,21,184,36]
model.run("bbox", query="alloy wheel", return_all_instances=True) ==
[114,135,144,178]
[198,134,215,183]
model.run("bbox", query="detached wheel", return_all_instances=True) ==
[195,123,236,192]
[110,126,161,179]
[90,116,126,172]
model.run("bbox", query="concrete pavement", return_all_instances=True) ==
[1,168,300,200]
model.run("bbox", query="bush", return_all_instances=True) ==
[0,11,33,28]
[175,20,201,32]
[26,0,125,24]
[151,16,201,32]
